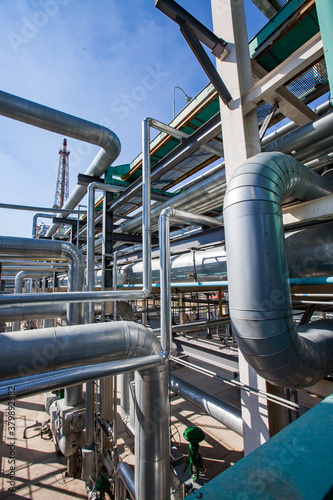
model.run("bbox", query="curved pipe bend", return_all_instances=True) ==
[224,152,333,388]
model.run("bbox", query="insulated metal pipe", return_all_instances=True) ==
[0,119,152,309]
[117,462,135,500]
[0,91,121,237]
[117,222,333,285]
[223,152,333,388]
[13,270,54,331]
[116,166,226,235]
[0,236,84,325]
[262,112,333,156]
[0,320,169,500]
[32,213,56,238]
[85,182,124,482]
[0,303,67,322]
[0,321,160,380]
[0,355,162,402]
[170,374,243,436]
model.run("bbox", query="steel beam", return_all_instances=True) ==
[243,33,323,116]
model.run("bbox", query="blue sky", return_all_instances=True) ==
[0,0,267,237]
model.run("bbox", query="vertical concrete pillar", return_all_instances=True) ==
[316,0,333,94]
[211,0,261,182]
[211,0,268,453]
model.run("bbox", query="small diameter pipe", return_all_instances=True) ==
[113,251,118,320]
[158,208,223,380]
[0,202,86,214]
[87,182,124,323]
[0,355,162,402]
[118,462,136,500]
[85,182,124,482]
[170,374,243,436]
[32,213,57,238]
[170,356,307,413]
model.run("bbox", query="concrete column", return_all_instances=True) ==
[239,351,270,455]
[211,0,268,453]
[316,0,333,94]
[211,0,261,182]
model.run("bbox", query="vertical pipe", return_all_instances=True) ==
[87,183,96,324]
[134,363,169,500]
[159,208,172,357]
[142,119,152,293]
[113,251,118,321]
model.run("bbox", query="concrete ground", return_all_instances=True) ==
[0,394,86,499]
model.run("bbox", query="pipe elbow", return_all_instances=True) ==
[160,207,175,220]
[224,152,333,389]
[99,125,121,158]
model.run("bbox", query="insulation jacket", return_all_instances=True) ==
[223,152,333,388]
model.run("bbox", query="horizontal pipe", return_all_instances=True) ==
[0,303,67,322]
[0,355,162,403]
[0,320,160,380]
[0,289,150,308]
[170,374,243,436]
[263,111,333,156]
[0,202,86,214]
[171,356,308,412]
[3,276,333,308]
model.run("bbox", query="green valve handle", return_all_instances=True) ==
[184,426,205,482]
[95,471,110,493]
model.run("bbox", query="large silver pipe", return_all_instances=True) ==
[0,320,169,500]
[0,91,121,238]
[118,245,228,285]
[0,303,67,322]
[223,152,333,388]
[170,374,243,436]
[262,112,333,156]
[0,236,84,325]
[116,222,333,285]
[0,321,159,380]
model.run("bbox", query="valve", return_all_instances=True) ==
[183,425,205,482]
